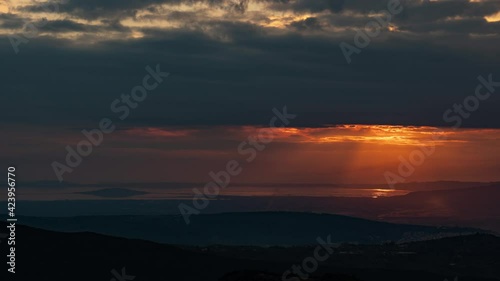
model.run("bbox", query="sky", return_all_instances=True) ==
[3,124,500,184]
[1,0,499,185]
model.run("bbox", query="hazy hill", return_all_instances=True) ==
[76,187,149,198]
[17,212,484,246]
[3,184,499,233]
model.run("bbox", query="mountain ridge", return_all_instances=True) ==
[14,212,488,246]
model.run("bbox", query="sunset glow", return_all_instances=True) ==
[6,124,498,184]
[485,11,500,22]
[123,125,500,146]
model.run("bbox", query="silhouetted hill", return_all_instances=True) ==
[16,212,484,246]
[219,271,362,281]
[376,185,500,232]
[1,222,499,281]
[6,184,499,233]
[76,187,149,198]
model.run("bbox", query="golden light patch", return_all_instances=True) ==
[371,189,399,198]
[388,25,399,32]
[485,11,500,22]
[0,1,9,13]
[263,14,315,28]
[122,125,500,148]
[288,125,451,146]
[130,30,144,39]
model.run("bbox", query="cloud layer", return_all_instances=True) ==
[1,0,500,129]
[1,1,499,183]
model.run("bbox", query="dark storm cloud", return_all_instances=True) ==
[286,0,345,13]
[33,19,130,33]
[1,0,500,129]
[398,17,500,34]
[271,0,500,28]
[289,17,323,30]
[15,0,500,36]
[1,17,500,129]
[20,0,166,19]
[0,13,26,29]
[20,0,255,19]
[394,0,500,23]
[268,0,404,14]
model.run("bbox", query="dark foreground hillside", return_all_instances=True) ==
[1,222,499,281]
